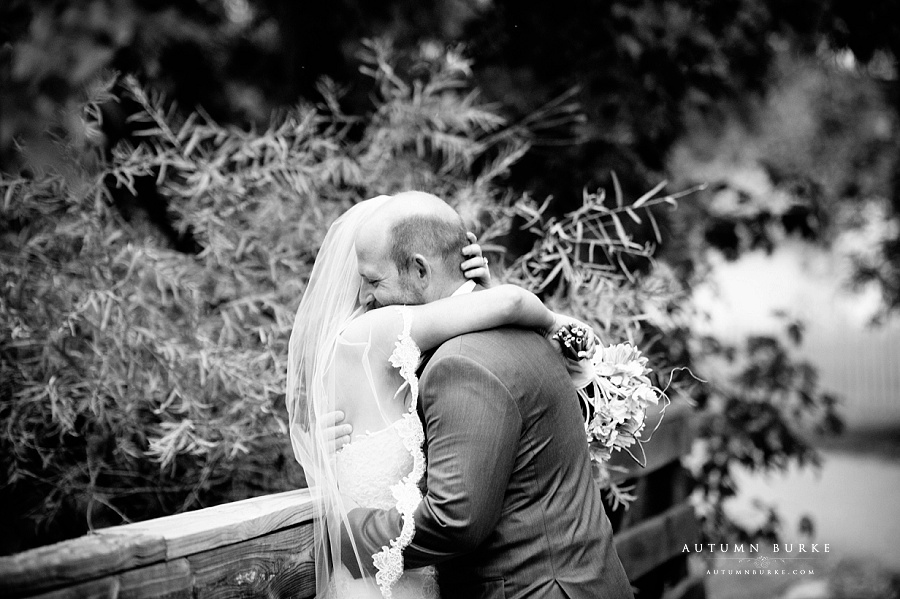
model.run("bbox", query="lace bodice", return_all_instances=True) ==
[336,421,412,509]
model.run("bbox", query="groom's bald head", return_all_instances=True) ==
[355,191,468,307]
[385,192,467,273]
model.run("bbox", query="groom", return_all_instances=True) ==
[340,191,633,598]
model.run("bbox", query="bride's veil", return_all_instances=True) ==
[286,195,391,596]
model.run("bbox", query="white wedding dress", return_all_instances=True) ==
[328,307,439,599]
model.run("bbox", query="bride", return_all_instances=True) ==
[286,194,591,599]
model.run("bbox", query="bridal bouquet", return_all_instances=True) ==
[553,324,663,503]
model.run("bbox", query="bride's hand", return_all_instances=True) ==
[544,313,597,361]
[460,232,493,288]
[545,313,598,389]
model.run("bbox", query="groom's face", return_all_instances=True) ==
[356,232,426,309]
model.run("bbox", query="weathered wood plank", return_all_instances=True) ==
[189,523,316,599]
[613,459,694,532]
[609,402,697,483]
[25,576,119,599]
[0,532,166,598]
[95,488,316,560]
[28,559,192,599]
[614,500,699,581]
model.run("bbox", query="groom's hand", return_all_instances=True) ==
[318,410,353,454]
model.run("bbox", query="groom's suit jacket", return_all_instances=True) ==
[343,326,633,599]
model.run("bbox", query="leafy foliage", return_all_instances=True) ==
[685,330,843,544]
[1,37,845,557]
[3,0,898,312]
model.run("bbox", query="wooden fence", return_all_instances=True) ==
[0,403,704,599]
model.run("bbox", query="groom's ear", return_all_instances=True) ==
[410,253,431,284]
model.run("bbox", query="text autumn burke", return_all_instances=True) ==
[682,544,830,553]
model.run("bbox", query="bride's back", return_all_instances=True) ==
[332,306,412,438]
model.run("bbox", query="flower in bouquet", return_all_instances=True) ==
[552,325,661,466]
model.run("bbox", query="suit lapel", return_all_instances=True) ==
[415,349,436,494]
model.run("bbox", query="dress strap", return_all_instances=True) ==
[388,305,421,413]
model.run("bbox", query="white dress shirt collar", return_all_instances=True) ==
[451,280,477,296]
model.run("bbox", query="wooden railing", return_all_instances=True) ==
[0,403,705,599]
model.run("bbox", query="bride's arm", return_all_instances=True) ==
[406,284,557,352]
[342,283,593,362]
[340,284,557,349]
